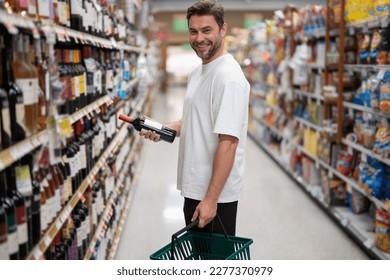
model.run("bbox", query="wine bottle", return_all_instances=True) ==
[0,171,9,260]
[118,114,176,143]
[10,163,29,259]
[30,166,41,247]
[0,174,19,259]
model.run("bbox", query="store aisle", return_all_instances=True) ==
[115,85,369,260]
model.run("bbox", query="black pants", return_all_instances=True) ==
[183,197,238,236]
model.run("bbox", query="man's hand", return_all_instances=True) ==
[191,198,217,228]
[140,130,161,142]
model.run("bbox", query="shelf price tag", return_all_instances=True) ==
[33,249,43,260]
[362,152,368,162]
[363,239,374,249]
[328,169,333,179]
[341,217,349,227]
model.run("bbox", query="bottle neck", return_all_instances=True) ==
[2,46,15,84]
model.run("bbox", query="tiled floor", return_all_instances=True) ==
[115,84,369,260]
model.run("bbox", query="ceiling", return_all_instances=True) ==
[149,0,326,13]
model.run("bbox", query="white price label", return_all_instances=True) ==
[362,153,368,162]
[348,145,353,155]
[328,169,333,178]
[363,239,374,249]
[33,249,43,260]
[341,218,349,227]
[43,236,52,247]
[377,69,386,80]
[55,220,62,230]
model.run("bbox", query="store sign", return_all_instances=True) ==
[244,13,263,29]
[172,14,189,33]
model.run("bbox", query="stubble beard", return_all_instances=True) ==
[191,33,223,61]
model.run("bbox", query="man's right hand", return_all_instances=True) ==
[140,130,161,142]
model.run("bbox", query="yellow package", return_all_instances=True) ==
[360,0,376,19]
[375,0,390,16]
[345,0,362,22]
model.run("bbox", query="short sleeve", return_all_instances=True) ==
[213,81,248,139]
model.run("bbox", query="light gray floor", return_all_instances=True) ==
[115,84,369,260]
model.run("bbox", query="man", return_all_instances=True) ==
[142,0,249,236]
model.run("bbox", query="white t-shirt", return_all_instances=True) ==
[177,53,250,203]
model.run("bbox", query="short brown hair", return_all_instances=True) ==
[187,0,225,28]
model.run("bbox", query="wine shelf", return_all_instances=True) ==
[0,10,143,52]
[0,130,48,172]
[26,120,128,260]
[84,135,142,260]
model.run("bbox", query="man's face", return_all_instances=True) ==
[188,15,226,63]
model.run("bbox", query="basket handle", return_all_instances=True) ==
[170,214,230,259]
[170,220,199,259]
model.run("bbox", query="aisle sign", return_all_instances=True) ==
[244,13,263,29]
[172,14,188,33]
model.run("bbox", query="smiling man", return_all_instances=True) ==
[141,0,250,236]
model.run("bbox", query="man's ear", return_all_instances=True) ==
[221,23,227,36]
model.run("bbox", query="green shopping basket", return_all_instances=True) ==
[150,216,253,260]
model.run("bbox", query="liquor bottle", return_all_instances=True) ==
[82,46,96,105]
[34,39,48,131]
[13,35,38,138]
[118,114,176,143]
[56,49,72,115]
[0,171,9,260]
[75,50,86,108]
[7,164,28,259]
[105,50,114,93]
[30,166,41,247]
[35,169,49,233]
[70,0,83,31]
[0,174,19,259]
[2,37,25,145]
[36,0,51,20]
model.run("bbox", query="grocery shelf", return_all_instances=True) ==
[83,135,142,260]
[26,119,129,260]
[249,130,389,259]
[346,14,390,29]
[342,138,390,166]
[0,130,48,172]
[295,117,323,132]
[294,89,324,101]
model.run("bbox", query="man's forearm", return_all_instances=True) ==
[204,134,238,203]
[166,120,181,137]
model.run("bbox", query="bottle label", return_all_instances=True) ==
[7,231,18,255]
[80,144,87,170]
[144,119,163,130]
[16,208,28,245]
[16,78,38,105]
[38,0,50,18]
[40,201,47,231]
[105,69,114,91]
[28,0,37,15]
[18,0,28,9]
[79,74,85,95]
[1,107,11,139]
[15,103,30,137]
[0,238,8,260]
[16,165,33,197]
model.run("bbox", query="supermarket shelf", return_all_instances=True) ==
[249,131,389,259]
[0,10,143,52]
[342,138,390,166]
[253,117,284,138]
[333,207,390,260]
[295,143,388,211]
[344,64,390,72]
[107,147,144,260]
[26,121,129,260]
[346,14,390,29]
[295,117,323,132]
[84,135,142,260]
[294,89,324,101]
[0,130,48,172]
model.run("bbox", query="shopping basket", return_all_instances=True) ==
[150,216,253,260]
